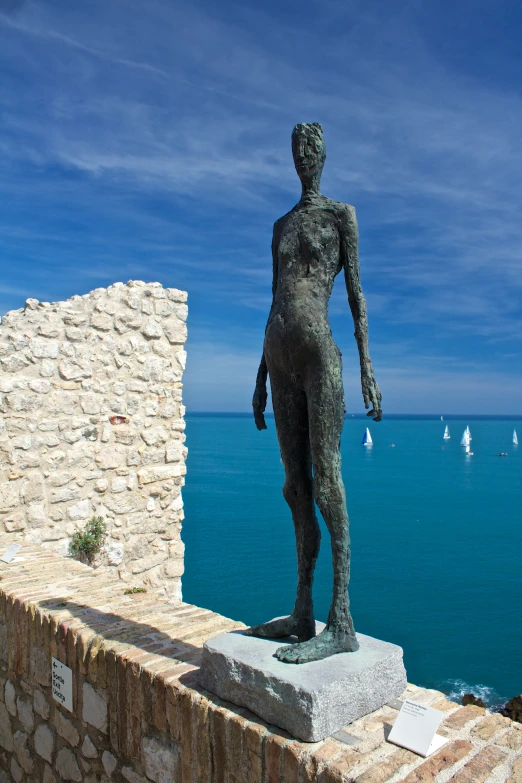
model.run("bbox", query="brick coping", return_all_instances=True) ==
[1,539,521,782]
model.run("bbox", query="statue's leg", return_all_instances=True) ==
[276,347,359,663]
[244,366,319,643]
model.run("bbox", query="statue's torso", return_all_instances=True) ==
[265,196,349,372]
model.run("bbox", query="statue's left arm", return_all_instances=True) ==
[341,205,382,422]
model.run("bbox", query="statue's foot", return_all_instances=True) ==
[275,626,359,664]
[243,614,315,643]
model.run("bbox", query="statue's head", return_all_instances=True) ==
[291,123,325,187]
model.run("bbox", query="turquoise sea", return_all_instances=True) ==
[182,414,522,709]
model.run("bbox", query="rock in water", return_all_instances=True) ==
[462,693,486,708]
[503,695,522,723]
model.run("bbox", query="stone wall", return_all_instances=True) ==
[0,281,188,601]
[1,541,521,783]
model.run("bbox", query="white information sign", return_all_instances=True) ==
[51,658,73,712]
[0,544,21,563]
[388,699,448,757]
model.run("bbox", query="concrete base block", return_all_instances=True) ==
[199,622,407,742]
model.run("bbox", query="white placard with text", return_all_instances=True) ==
[51,658,73,712]
[388,699,448,757]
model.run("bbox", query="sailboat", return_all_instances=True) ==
[466,425,472,441]
[362,428,373,446]
[514,429,519,446]
[440,415,444,421]
[443,425,450,440]
[460,428,473,455]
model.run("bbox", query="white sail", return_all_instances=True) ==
[465,442,471,454]
[460,429,470,447]
[441,415,444,421]
[362,427,373,446]
[514,429,519,445]
[443,425,450,440]
[466,425,472,441]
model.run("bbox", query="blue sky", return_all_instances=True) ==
[1,0,522,413]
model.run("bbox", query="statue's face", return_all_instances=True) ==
[291,124,325,183]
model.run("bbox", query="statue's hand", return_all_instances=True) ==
[361,366,382,422]
[252,383,268,430]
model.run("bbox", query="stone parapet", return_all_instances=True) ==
[0,281,188,601]
[0,541,521,782]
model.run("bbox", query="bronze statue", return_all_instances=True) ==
[246,123,382,663]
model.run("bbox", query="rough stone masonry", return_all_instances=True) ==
[0,281,188,601]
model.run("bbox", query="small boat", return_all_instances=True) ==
[514,429,518,446]
[498,452,508,457]
[441,415,444,421]
[362,428,373,446]
[466,425,472,441]
[443,425,450,440]
[460,428,470,447]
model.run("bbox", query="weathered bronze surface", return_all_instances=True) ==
[247,123,382,664]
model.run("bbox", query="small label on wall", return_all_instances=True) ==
[0,544,21,563]
[52,657,73,712]
[388,699,448,757]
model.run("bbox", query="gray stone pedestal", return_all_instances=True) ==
[199,623,406,742]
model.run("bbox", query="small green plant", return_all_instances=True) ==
[69,516,107,564]
[124,587,147,595]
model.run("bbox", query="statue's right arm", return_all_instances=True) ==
[253,222,279,430]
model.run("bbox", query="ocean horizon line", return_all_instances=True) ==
[186,412,522,420]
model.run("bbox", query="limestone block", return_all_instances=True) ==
[90,313,112,331]
[16,695,34,732]
[106,542,124,566]
[35,722,55,763]
[102,750,117,776]
[33,689,50,719]
[163,320,188,345]
[12,434,32,450]
[83,683,108,733]
[122,767,148,783]
[56,747,82,782]
[63,313,87,326]
[59,359,92,380]
[4,681,16,716]
[10,756,23,783]
[30,646,51,686]
[28,379,52,393]
[29,339,60,359]
[95,446,126,470]
[38,322,61,338]
[0,483,19,512]
[51,488,80,503]
[103,494,146,515]
[137,464,185,484]
[82,734,98,758]
[142,318,163,339]
[164,558,184,578]
[142,735,179,783]
[54,709,80,746]
[165,441,185,463]
[141,426,169,446]
[13,730,34,774]
[131,552,168,574]
[67,499,91,521]
[49,471,74,487]
[26,503,46,527]
[0,702,13,752]
[1,354,30,372]
[79,394,101,414]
